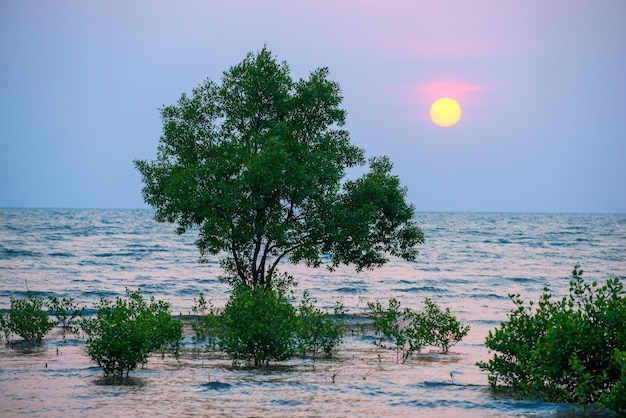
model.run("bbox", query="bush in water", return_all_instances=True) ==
[421,297,470,353]
[368,297,469,362]
[1,294,54,347]
[368,298,412,361]
[81,288,183,382]
[295,290,346,358]
[47,295,84,339]
[192,288,346,365]
[477,265,626,414]
[219,285,297,366]
[190,291,222,350]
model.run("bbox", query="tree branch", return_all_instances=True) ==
[267,237,324,279]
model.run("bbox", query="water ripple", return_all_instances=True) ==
[0,209,624,417]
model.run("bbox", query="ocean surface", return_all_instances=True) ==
[1,208,625,417]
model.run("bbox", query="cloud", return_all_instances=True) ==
[382,37,501,58]
[385,81,488,122]
[415,81,486,103]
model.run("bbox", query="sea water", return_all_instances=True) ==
[1,209,625,417]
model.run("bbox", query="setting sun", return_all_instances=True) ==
[430,98,462,127]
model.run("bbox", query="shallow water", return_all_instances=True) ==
[1,209,625,417]
[0,327,587,418]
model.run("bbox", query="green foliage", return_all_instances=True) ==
[47,295,84,339]
[192,289,345,364]
[219,286,296,366]
[368,298,412,361]
[81,288,183,382]
[599,349,626,413]
[135,47,423,290]
[368,297,469,362]
[295,290,346,358]
[421,298,470,353]
[1,294,54,346]
[477,265,626,413]
[190,291,222,349]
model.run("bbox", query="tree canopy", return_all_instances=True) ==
[135,48,424,290]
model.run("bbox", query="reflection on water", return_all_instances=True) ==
[0,322,595,418]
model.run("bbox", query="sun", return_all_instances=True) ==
[430,98,462,127]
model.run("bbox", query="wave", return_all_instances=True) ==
[0,247,42,258]
[93,252,140,258]
[198,381,233,391]
[49,252,74,258]
[393,286,449,293]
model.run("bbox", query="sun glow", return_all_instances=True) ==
[430,98,462,127]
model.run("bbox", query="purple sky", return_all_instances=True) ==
[1,0,625,212]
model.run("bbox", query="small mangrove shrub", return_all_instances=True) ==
[47,295,84,339]
[477,265,626,414]
[81,288,183,382]
[219,285,296,366]
[295,291,346,358]
[192,288,346,365]
[1,294,54,347]
[190,291,221,350]
[368,297,469,361]
[368,298,413,361]
[421,298,470,353]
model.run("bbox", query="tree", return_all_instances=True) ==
[135,47,424,290]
